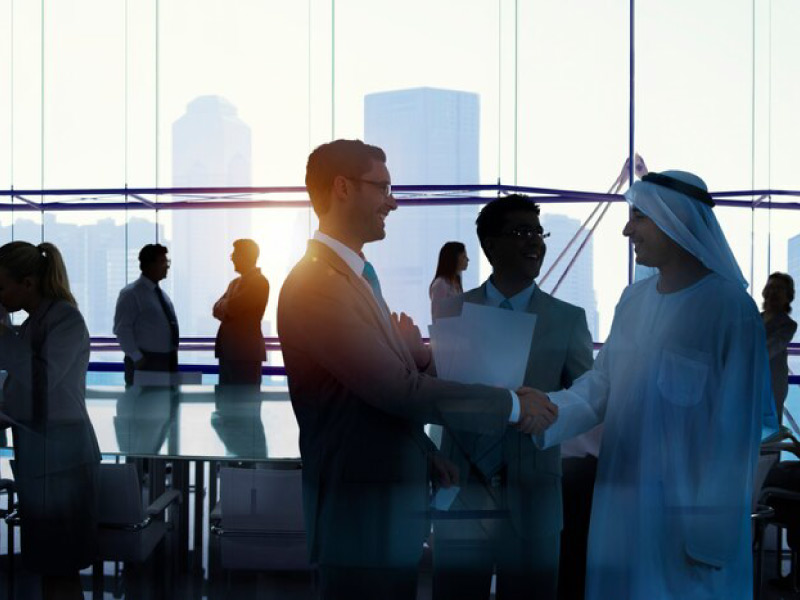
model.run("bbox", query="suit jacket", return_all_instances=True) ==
[214,267,269,362]
[277,240,513,568]
[437,283,593,539]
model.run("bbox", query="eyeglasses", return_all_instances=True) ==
[349,178,392,197]
[502,227,551,241]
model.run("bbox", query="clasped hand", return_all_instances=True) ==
[392,311,432,369]
[515,387,558,435]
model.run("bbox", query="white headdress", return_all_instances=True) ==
[624,170,747,288]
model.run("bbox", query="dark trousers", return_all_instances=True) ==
[433,475,560,600]
[124,350,178,386]
[558,455,598,600]
[218,359,262,386]
[318,565,418,600]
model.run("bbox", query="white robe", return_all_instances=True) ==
[539,273,773,600]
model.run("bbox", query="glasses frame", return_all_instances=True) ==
[348,177,392,198]
[501,226,551,241]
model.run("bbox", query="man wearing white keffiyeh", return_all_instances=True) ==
[531,170,777,600]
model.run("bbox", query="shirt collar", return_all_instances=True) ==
[484,277,537,311]
[138,275,158,290]
[313,231,366,277]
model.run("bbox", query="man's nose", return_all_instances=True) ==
[622,220,633,237]
[386,194,398,211]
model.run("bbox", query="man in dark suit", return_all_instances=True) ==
[432,195,594,600]
[213,238,269,386]
[278,140,556,600]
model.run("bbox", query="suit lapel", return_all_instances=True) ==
[306,240,415,369]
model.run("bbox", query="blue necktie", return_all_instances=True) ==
[362,260,386,306]
[499,298,513,310]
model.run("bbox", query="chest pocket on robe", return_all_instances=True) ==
[657,348,710,407]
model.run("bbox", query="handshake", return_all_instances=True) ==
[515,387,558,435]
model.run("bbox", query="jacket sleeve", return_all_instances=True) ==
[0,307,88,424]
[279,271,511,436]
[220,275,269,322]
[561,307,594,389]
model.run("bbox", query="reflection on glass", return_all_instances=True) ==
[113,385,174,455]
[211,385,267,459]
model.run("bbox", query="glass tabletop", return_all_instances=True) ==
[8,384,301,463]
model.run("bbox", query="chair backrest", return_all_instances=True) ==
[97,463,146,526]
[753,451,779,511]
[220,466,304,532]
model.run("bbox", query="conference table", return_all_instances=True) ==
[3,383,301,573]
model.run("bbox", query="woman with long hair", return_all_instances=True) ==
[429,241,468,319]
[0,241,100,600]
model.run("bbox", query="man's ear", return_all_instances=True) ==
[331,175,350,200]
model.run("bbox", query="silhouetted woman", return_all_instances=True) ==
[762,271,797,422]
[0,241,100,600]
[429,241,468,320]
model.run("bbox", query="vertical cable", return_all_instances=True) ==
[330,0,335,139]
[749,0,756,290]
[10,0,14,241]
[627,0,635,285]
[513,0,518,185]
[124,0,130,283]
[766,0,772,272]
[308,0,312,236]
[40,0,45,242]
[155,0,160,242]
[497,0,502,182]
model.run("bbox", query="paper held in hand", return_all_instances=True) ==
[428,302,536,389]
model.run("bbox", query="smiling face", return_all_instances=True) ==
[338,158,397,247]
[485,210,547,282]
[623,208,680,268]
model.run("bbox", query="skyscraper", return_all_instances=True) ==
[364,87,481,327]
[171,95,253,337]
[539,214,600,339]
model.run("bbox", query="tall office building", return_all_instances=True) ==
[171,95,253,337]
[364,87,481,326]
[539,214,600,339]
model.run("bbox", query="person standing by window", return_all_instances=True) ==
[0,241,100,600]
[430,241,468,320]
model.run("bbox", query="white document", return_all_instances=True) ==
[133,370,203,386]
[430,303,536,389]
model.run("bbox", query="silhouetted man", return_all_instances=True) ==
[213,238,269,386]
[114,244,179,386]
[432,195,593,600]
[278,139,555,600]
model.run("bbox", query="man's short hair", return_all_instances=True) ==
[138,243,169,271]
[233,238,259,262]
[305,139,386,217]
[476,194,541,263]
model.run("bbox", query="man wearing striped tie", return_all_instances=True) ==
[278,140,557,600]
[432,195,594,600]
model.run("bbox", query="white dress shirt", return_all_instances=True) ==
[113,275,178,362]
